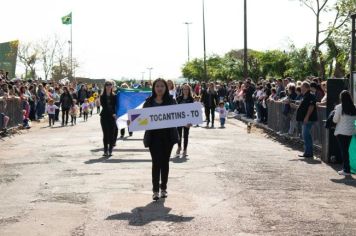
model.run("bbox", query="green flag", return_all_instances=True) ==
[62,12,72,25]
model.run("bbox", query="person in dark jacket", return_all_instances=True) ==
[59,86,73,126]
[296,82,318,158]
[77,84,89,117]
[143,78,179,201]
[201,82,218,128]
[100,81,117,157]
[176,84,194,157]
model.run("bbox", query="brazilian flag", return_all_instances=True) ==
[62,13,72,25]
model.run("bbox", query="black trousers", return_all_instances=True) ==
[177,127,190,150]
[48,114,55,126]
[336,135,352,173]
[100,116,117,152]
[204,106,215,125]
[62,109,69,125]
[54,102,60,121]
[149,138,173,192]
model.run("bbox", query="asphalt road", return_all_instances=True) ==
[1,113,356,236]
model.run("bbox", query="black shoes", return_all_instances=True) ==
[298,154,313,158]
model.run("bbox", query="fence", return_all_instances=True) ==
[267,101,327,150]
[0,97,23,129]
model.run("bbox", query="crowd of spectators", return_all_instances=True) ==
[0,69,101,133]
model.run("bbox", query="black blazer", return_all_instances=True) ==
[143,95,179,148]
[176,95,194,104]
[100,93,117,118]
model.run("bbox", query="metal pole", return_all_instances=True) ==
[202,0,208,82]
[243,0,248,79]
[70,22,74,82]
[147,67,153,82]
[351,14,356,101]
[184,22,192,62]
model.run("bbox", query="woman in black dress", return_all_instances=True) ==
[176,84,194,157]
[59,86,73,126]
[143,78,179,201]
[100,81,117,157]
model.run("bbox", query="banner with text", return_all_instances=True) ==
[128,103,203,132]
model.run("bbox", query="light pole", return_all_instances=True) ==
[202,0,208,82]
[184,22,192,62]
[243,0,248,79]
[147,67,153,82]
[141,72,145,82]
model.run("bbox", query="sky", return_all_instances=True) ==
[0,0,335,80]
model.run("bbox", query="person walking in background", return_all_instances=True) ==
[100,81,117,157]
[70,99,79,125]
[60,86,73,126]
[119,83,133,138]
[81,98,90,122]
[201,82,218,128]
[167,80,177,100]
[143,78,179,201]
[46,99,59,127]
[77,84,89,117]
[217,101,227,128]
[296,82,318,158]
[333,90,356,176]
[176,84,194,157]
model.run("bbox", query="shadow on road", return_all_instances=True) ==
[330,175,356,188]
[90,148,149,153]
[84,157,151,164]
[171,156,189,163]
[121,138,143,141]
[105,199,194,226]
[289,158,322,165]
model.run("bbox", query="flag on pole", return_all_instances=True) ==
[116,88,152,129]
[62,12,72,25]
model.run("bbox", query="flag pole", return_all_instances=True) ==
[70,16,74,83]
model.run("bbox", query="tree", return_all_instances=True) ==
[18,42,39,79]
[38,36,59,81]
[296,0,356,77]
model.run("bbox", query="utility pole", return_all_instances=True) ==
[184,22,192,62]
[243,0,248,79]
[202,0,208,82]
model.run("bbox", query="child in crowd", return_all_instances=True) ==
[22,110,30,129]
[89,97,95,117]
[95,95,101,113]
[70,99,79,125]
[81,98,90,122]
[216,101,227,128]
[194,95,201,127]
[46,99,59,127]
[0,93,10,133]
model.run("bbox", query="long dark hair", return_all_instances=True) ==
[101,81,115,97]
[340,90,356,116]
[151,78,171,102]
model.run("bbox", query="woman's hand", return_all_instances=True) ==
[112,114,116,119]
[185,123,192,128]
[127,120,131,126]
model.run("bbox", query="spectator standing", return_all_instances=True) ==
[333,90,356,176]
[296,82,318,158]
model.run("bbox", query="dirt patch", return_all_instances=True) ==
[0,216,20,226]
[32,192,89,205]
[0,174,20,184]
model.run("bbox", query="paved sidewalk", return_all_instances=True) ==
[0,114,355,235]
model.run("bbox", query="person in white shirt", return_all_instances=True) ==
[46,99,59,127]
[333,90,356,176]
[167,80,177,99]
[217,101,227,128]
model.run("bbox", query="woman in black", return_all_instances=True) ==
[59,86,73,126]
[176,84,194,157]
[100,81,117,157]
[143,78,179,201]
